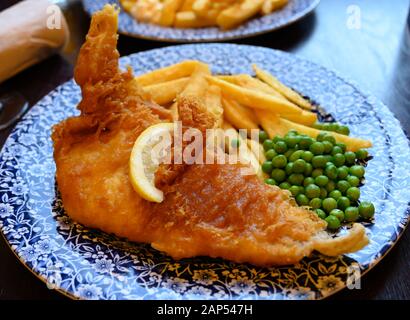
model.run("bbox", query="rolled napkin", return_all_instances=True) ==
[0,0,70,83]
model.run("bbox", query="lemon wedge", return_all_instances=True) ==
[129,123,175,203]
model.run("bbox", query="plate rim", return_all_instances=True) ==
[1,43,410,300]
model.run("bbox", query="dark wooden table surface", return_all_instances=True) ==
[0,0,409,300]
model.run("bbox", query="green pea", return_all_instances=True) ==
[312,168,324,178]
[316,132,328,142]
[231,138,241,149]
[296,194,309,206]
[344,207,359,222]
[322,198,338,213]
[312,155,327,168]
[262,161,273,174]
[315,175,329,187]
[289,150,304,162]
[259,130,269,143]
[359,202,375,219]
[289,185,301,197]
[271,169,286,183]
[293,159,307,173]
[344,151,356,165]
[287,129,298,135]
[336,125,350,136]
[310,142,325,155]
[304,163,313,176]
[322,141,334,154]
[337,167,349,179]
[326,180,336,192]
[284,149,295,159]
[333,153,346,167]
[331,146,343,155]
[336,143,347,153]
[279,182,291,190]
[346,187,360,202]
[325,165,338,180]
[288,173,304,186]
[315,209,327,220]
[329,190,342,200]
[285,163,294,175]
[330,209,345,222]
[263,139,274,151]
[299,136,314,150]
[325,215,341,230]
[265,149,277,160]
[303,177,315,187]
[301,151,314,162]
[274,141,288,154]
[356,149,369,160]
[350,165,365,178]
[313,122,323,130]
[299,186,305,194]
[273,135,283,143]
[285,135,300,148]
[337,196,351,211]
[272,155,288,168]
[323,135,336,145]
[309,198,322,209]
[265,178,277,186]
[320,188,328,199]
[337,180,351,193]
[347,175,360,187]
[305,184,321,199]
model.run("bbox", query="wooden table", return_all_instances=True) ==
[0,0,409,300]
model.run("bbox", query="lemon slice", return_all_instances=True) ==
[129,123,175,203]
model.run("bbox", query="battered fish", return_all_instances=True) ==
[52,5,368,266]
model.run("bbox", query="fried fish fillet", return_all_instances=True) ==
[52,5,368,266]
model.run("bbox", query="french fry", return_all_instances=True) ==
[230,74,317,126]
[192,0,211,17]
[135,60,203,86]
[233,74,284,98]
[247,138,267,165]
[144,77,189,105]
[181,0,196,11]
[120,0,136,12]
[174,11,215,28]
[205,85,224,128]
[253,64,313,110]
[158,0,184,26]
[261,0,289,15]
[206,76,305,118]
[222,121,264,179]
[222,98,259,131]
[216,0,264,29]
[256,110,372,152]
[170,101,179,121]
[181,63,211,99]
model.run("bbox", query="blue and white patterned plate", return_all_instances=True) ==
[1,44,410,300]
[81,0,320,42]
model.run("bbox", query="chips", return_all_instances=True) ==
[120,0,290,30]
[136,60,372,157]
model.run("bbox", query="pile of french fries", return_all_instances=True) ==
[135,60,372,177]
[120,0,289,29]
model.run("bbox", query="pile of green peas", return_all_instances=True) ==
[313,122,350,136]
[259,129,375,230]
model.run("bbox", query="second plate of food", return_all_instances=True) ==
[81,0,320,42]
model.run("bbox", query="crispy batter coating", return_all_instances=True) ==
[52,5,368,266]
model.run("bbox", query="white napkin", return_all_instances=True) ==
[0,0,70,83]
